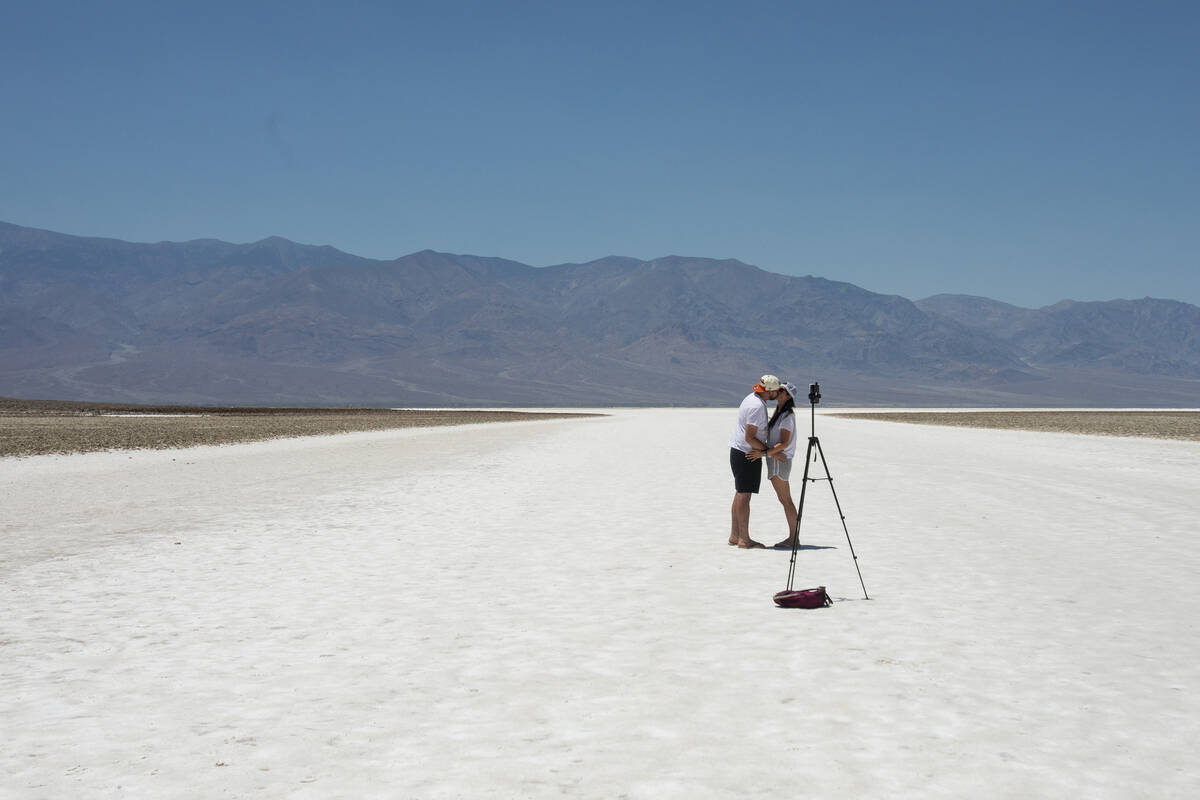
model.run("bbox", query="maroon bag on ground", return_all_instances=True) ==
[773,587,832,608]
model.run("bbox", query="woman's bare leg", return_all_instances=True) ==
[770,475,797,548]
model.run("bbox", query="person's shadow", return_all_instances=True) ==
[773,544,836,551]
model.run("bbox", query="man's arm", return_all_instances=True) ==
[744,424,769,458]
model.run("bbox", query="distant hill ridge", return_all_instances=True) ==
[2,220,1198,406]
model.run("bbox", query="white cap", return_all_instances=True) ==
[757,374,781,391]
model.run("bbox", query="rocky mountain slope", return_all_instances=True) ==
[3,221,1198,406]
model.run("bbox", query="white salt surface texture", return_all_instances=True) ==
[3,409,1199,798]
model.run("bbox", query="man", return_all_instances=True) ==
[728,374,780,549]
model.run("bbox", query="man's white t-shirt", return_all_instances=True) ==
[767,411,798,459]
[729,392,768,453]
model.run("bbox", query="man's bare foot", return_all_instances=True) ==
[773,538,797,549]
[737,539,766,549]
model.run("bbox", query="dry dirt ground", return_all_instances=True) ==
[0,397,600,458]
[830,410,1200,442]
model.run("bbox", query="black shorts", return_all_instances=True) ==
[730,447,762,494]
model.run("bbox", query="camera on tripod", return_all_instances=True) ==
[773,379,870,603]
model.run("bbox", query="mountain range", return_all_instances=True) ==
[2,220,1199,407]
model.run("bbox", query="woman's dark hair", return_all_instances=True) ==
[767,394,795,431]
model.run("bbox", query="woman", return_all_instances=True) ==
[763,381,800,548]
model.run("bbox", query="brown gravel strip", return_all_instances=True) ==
[0,398,601,457]
[830,411,1200,441]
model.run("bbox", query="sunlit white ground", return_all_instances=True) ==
[3,409,1198,798]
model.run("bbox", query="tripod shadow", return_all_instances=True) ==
[772,544,837,551]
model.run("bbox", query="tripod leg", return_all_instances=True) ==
[786,437,817,591]
[813,438,869,600]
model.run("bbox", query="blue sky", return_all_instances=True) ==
[3,0,1198,307]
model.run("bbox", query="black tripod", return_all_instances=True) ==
[784,382,869,599]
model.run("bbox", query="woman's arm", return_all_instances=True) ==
[768,428,791,461]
